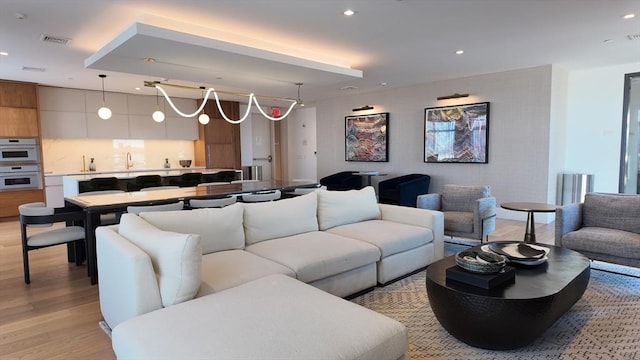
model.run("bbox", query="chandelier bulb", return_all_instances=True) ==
[198,113,210,125]
[152,110,165,122]
[98,106,112,120]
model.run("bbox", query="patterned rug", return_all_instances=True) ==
[351,250,640,359]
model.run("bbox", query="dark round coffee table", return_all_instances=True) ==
[425,243,590,350]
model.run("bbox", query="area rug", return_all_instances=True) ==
[351,258,640,359]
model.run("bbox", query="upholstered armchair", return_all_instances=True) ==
[417,184,496,242]
[319,171,362,191]
[378,174,431,207]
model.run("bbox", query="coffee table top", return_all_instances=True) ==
[501,202,557,213]
[427,242,590,299]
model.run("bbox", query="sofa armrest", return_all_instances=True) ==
[96,226,163,329]
[378,203,445,260]
[474,196,497,238]
[554,203,583,247]
[416,193,441,210]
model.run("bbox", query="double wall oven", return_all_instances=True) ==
[0,138,43,191]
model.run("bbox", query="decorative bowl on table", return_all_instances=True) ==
[456,250,507,274]
[178,160,192,168]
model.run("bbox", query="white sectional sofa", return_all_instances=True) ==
[97,186,444,359]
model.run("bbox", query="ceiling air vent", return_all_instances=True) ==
[22,66,46,72]
[40,34,71,45]
[627,34,640,41]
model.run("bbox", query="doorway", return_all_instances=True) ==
[619,72,640,194]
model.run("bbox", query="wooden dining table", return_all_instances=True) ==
[65,180,318,285]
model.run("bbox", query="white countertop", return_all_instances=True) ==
[61,168,240,181]
[45,167,207,177]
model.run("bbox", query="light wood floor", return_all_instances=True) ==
[0,217,556,359]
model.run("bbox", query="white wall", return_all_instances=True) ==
[565,62,640,193]
[286,107,318,181]
[316,65,556,221]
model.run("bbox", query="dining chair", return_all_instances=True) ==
[19,202,86,284]
[189,196,237,208]
[127,201,185,215]
[241,190,281,203]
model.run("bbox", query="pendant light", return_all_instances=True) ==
[198,87,210,125]
[296,82,305,107]
[152,87,165,122]
[97,74,112,120]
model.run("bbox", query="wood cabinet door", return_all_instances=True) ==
[202,100,241,169]
[0,107,40,137]
[0,81,38,108]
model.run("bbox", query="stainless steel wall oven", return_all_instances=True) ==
[0,138,42,191]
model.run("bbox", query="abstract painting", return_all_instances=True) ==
[345,112,389,162]
[424,102,489,163]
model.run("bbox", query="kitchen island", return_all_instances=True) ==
[45,168,241,207]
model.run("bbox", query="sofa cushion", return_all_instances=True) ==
[442,185,490,212]
[112,274,408,360]
[562,227,640,260]
[443,211,474,233]
[118,214,202,307]
[197,250,296,296]
[243,192,319,245]
[317,186,380,231]
[246,231,381,283]
[140,203,244,254]
[327,220,433,257]
[582,193,640,234]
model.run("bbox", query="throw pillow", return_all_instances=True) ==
[140,203,244,254]
[119,213,202,307]
[317,186,380,230]
[243,192,319,245]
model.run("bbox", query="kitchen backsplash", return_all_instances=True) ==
[42,139,195,174]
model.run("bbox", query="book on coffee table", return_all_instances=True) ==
[446,265,516,289]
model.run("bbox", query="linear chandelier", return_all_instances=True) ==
[144,81,299,124]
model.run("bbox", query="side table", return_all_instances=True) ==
[501,202,557,244]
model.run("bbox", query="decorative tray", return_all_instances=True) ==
[482,243,550,266]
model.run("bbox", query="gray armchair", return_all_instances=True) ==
[555,192,640,268]
[417,184,496,243]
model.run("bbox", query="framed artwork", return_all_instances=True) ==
[345,112,389,162]
[424,102,489,163]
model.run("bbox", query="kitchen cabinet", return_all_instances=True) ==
[37,87,198,140]
[129,114,166,139]
[44,175,64,208]
[0,80,38,108]
[0,107,40,137]
[40,111,88,138]
[197,100,241,169]
[0,189,45,217]
[39,87,85,111]
[87,113,129,138]
[85,90,128,115]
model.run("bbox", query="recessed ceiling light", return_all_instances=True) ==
[455,50,464,55]
[135,87,141,91]
[0,51,8,56]
[343,9,355,16]
[143,57,156,63]
[623,13,635,19]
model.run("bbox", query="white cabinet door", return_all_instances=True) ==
[165,116,198,140]
[87,113,129,138]
[164,98,198,139]
[85,90,128,114]
[40,111,88,138]
[129,114,167,139]
[127,94,158,115]
[44,176,65,208]
[39,87,86,111]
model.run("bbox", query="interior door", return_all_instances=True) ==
[252,116,272,180]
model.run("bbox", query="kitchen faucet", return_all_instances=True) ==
[126,152,133,170]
